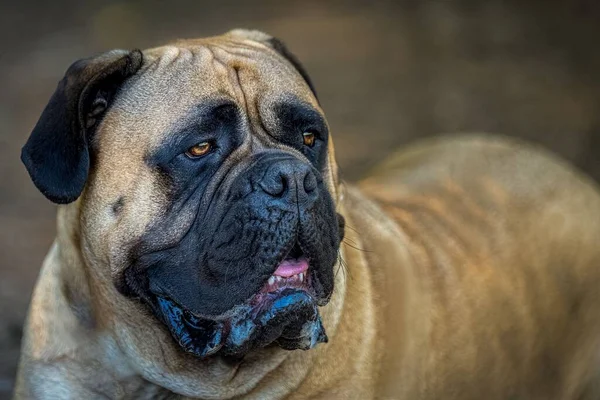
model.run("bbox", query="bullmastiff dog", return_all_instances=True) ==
[14,29,600,399]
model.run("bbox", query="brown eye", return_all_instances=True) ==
[303,132,316,147]
[185,142,212,158]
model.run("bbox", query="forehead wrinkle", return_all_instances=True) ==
[141,46,193,73]
[218,42,317,107]
[211,42,306,86]
[159,47,194,68]
[206,46,276,143]
[201,45,248,109]
[210,43,265,60]
[202,45,257,145]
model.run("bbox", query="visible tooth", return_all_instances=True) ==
[299,273,304,282]
[276,276,283,283]
[268,276,275,286]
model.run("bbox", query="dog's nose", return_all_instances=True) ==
[259,158,318,204]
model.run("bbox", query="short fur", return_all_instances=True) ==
[15,30,600,399]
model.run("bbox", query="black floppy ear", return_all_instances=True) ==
[21,49,143,204]
[266,37,318,101]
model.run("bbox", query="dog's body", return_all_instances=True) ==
[14,30,600,399]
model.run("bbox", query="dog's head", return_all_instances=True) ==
[22,30,344,359]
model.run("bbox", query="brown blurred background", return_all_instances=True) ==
[1,0,599,396]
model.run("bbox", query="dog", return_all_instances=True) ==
[14,29,600,399]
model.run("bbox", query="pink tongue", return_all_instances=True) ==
[274,257,309,278]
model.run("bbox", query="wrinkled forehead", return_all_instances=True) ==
[101,35,319,148]
[144,36,316,100]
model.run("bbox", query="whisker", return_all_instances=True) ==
[342,240,373,253]
[335,253,343,277]
[335,254,341,274]
[342,236,360,246]
[340,255,350,280]
[344,224,360,233]
[335,251,351,281]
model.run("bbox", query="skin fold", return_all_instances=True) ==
[14,30,600,399]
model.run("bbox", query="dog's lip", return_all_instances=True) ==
[154,287,328,358]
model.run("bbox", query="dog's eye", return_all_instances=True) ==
[302,132,316,147]
[185,142,212,158]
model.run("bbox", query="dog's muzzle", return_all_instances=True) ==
[124,154,342,359]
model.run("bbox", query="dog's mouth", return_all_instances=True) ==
[258,243,310,295]
[151,242,328,359]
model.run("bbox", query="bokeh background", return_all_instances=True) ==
[1,0,599,396]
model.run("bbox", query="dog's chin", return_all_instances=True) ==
[152,256,329,359]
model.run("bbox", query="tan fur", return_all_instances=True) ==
[15,30,600,399]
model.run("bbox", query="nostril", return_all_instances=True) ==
[260,171,287,197]
[303,171,317,193]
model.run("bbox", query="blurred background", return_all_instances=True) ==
[1,0,600,396]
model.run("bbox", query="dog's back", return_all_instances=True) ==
[347,134,600,399]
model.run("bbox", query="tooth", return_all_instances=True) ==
[276,276,283,283]
[268,276,275,286]
[299,273,304,282]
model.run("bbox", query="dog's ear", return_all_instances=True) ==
[227,29,318,101]
[21,49,143,204]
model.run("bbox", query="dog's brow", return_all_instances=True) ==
[272,100,327,138]
[177,99,240,134]
[147,99,241,165]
